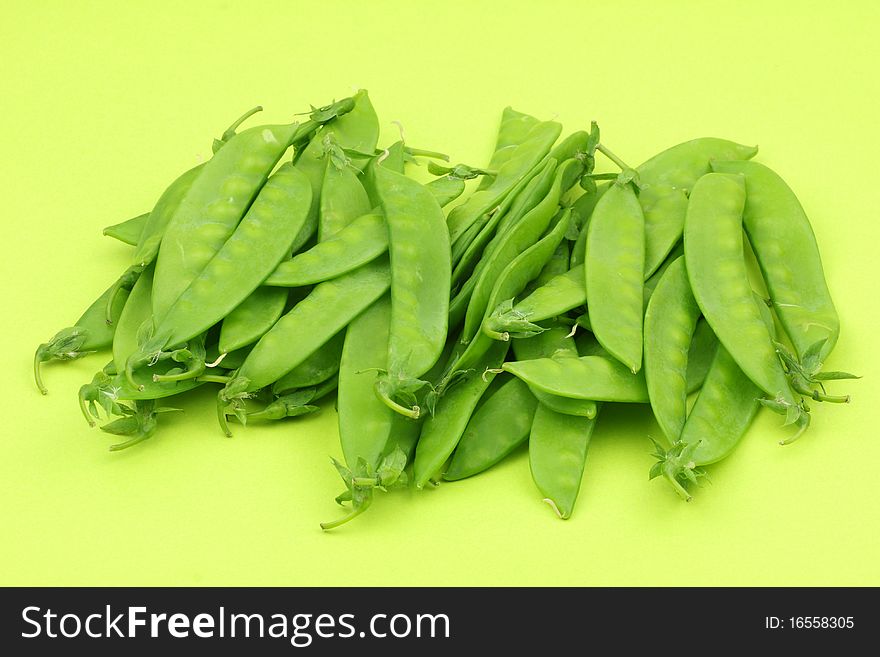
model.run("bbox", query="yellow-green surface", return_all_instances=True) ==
[1,0,878,586]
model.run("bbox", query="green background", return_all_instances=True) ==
[1,0,877,586]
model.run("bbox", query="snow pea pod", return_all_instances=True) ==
[426,175,466,208]
[372,163,451,419]
[225,258,390,395]
[569,184,608,268]
[479,107,543,189]
[112,267,154,374]
[264,212,386,287]
[684,173,793,401]
[127,163,313,387]
[447,120,561,244]
[273,330,345,395]
[464,159,581,344]
[585,181,645,373]
[503,355,649,403]
[529,404,598,519]
[711,160,838,362]
[218,286,288,354]
[486,265,585,337]
[318,154,371,241]
[34,280,130,394]
[640,184,689,279]
[338,296,420,469]
[643,256,701,442]
[103,212,149,246]
[413,340,509,488]
[152,98,354,323]
[444,376,538,480]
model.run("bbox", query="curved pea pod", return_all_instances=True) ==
[451,157,556,287]
[684,173,800,412]
[446,119,561,244]
[218,286,288,354]
[444,377,538,481]
[273,330,345,395]
[112,266,155,374]
[640,184,689,279]
[372,163,451,419]
[318,156,371,241]
[710,160,840,364]
[338,296,421,469]
[425,175,466,208]
[234,258,390,392]
[362,142,406,206]
[151,96,355,322]
[637,137,758,191]
[651,344,761,501]
[127,163,313,388]
[315,89,379,172]
[103,212,149,246]
[503,355,649,403]
[413,340,509,488]
[464,159,581,344]
[569,184,608,268]
[643,256,701,442]
[264,212,387,287]
[585,181,645,373]
[486,264,585,338]
[479,107,543,188]
[34,279,130,394]
[529,404,598,519]
[685,318,718,392]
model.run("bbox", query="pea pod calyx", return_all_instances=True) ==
[649,439,709,502]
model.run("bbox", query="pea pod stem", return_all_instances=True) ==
[320,497,372,531]
[197,374,232,385]
[33,349,48,395]
[374,382,421,419]
[596,143,633,172]
[78,391,97,427]
[219,106,263,143]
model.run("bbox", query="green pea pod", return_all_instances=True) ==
[274,330,345,396]
[127,163,313,389]
[529,403,598,519]
[264,212,386,287]
[478,107,543,191]
[425,175,466,208]
[413,340,509,488]
[640,184,689,279]
[318,156,371,241]
[569,184,608,268]
[112,267,155,374]
[503,355,649,403]
[585,181,645,373]
[486,265,585,337]
[447,120,561,244]
[372,163,451,419]
[227,258,391,395]
[338,295,421,469]
[103,212,149,246]
[362,142,406,206]
[711,160,839,362]
[643,256,701,442]
[651,344,761,501]
[218,286,288,354]
[151,97,355,323]
[684,174,796,404]
[34,280,130,394]
[451,157,556,285]
[444,376,538,481]
[464,159,582,344]
[685,318,718,393]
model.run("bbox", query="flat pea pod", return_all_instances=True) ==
[314,89,379,172]
[112,267,155,374]
[529,403,598,519]
[653,344,761,501]
[218,286,288,354]
[447,120,561,244]
[444,376,538,480]
[426,175,466,208]
[503,355,649,403]
[643,241,684,308]
[585,181,645,373]
[512,326,597,419]
[142,163,312,362]
[637,138,758,192]
[685,318,718,393]
[318,158,371,241]
[640,184,689,279]
[569,184,608,268]
[152,123,301,322]
[362,142,406,206]
[273,330,345,396]
[103,212,150,246]
[486,264,585,337]
[338,295,420,469]
[464,159,581,343]
[711,160,838,361]
[372,163,451,418]
[34,279,130,394]
[413,340,508,488]
[479,107,543,187]
[264,212,386,287]
[231,258,390,393]
[684,173,794,402]
[643,256,701,442]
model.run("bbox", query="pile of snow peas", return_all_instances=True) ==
[35,91,856,527]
